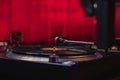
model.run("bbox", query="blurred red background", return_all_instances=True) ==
[0,0,119,43]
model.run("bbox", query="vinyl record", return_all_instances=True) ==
[12,46,96,57]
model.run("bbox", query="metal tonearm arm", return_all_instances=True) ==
[64,39,94,45]
[54,37,94,47]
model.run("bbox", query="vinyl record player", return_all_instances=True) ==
[0,41,120,80]
[0,36,120,80]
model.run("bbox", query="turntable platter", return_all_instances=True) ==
[6,45,103,62]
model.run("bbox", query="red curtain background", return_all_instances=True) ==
[0,0,119,43]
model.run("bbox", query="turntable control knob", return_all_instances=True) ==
[49,54,59,63]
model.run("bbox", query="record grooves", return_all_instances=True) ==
[11,47,97,57]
